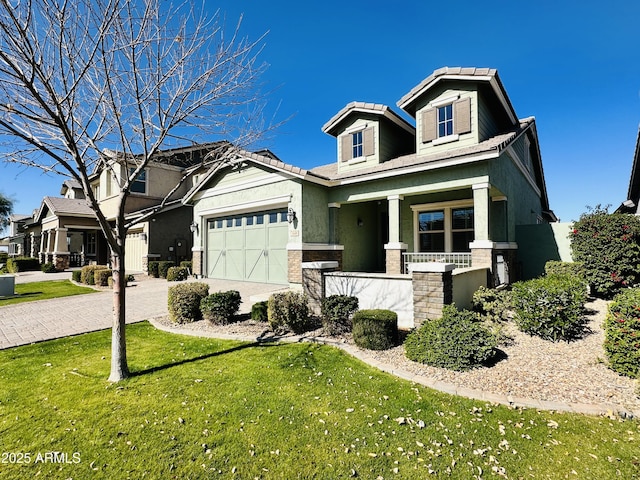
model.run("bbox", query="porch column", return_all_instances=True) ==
[53,227,70,270]
[470,183,493,271]
[384,194,407,274]
[29,232,37,258]
[328,203,340,245]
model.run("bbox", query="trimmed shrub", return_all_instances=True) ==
[570,206,640,298]
[41,262,57,273]
[321,295,359,335]
[511,274,587,341]
[251,301,268,322]
[352,309,398,350]
[148,261,160,278]
[166,266,188,282]
[405,305,498,371]
[71,270,82,282]
[94,268,113,287]
[6,257,40,273]
[267,291,310,334]
[471,286,511,324]
[167,282,209,324]
[603,288,640,378]
[200,290,242,325]
[180,261,193,272]
[158,261,174,279]
[544,260,585,280]
[80,265,107,285]
[404,305,498,371]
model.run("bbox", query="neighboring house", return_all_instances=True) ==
[185,66,556,286]
[29,144,218,271]
[618,125,640,213]
[6,214,33,257]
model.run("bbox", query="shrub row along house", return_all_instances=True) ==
[7,67,557,311]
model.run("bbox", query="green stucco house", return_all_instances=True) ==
[186,66,556,286]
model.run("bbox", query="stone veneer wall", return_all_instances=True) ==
[411,264,454,328]
[385,249,405,274]
[289,249,342,284]
[191,249,203,277]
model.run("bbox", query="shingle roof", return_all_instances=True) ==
[42,197,95,217]
[311,118,534,182]
[322,102,414,137]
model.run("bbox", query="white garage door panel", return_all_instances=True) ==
[206,209,288,284]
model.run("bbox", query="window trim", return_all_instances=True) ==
[411,200,474,253]
[129,167,148,195]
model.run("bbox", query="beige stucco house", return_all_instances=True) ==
[185,66,556,287]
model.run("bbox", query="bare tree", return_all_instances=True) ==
[0,0,273,381]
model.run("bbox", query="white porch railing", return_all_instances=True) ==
[403,252,472,273]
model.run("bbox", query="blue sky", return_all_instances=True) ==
[1,0,640,224]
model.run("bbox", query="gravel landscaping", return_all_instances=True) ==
[153,297,640,415]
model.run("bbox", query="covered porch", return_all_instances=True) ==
[329,180,517,285]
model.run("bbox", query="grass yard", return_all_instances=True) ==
[0,280,96,306]
[0,323,638,479]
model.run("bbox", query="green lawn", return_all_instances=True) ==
[0,280,96,306]
[0,323,638,479]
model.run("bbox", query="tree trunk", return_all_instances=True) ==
[108,250,129,382]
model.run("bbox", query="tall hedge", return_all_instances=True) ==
[570,206,640,298]
[604,288,640,378]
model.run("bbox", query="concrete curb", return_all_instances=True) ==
[147,319,639,419]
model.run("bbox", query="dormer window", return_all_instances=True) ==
[352,131,363,158]
[422,96,471,144]
[437,104,454,138]
[340,126,375,163]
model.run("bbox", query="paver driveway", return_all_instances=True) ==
[0,272,286,349]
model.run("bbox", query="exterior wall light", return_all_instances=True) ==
[189,221,199,234]
[287,208,297,224]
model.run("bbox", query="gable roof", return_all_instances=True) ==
[322,102,415,137]
[35,196,96,222]
[397,66,518,125]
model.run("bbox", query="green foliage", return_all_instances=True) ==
[511,274,587,341]
[570,206,640,298]
[471,286,512,324]
[94,268,112,287]
[604,288,640,378]
[80,264,107,285]
[321,295,359,335]
[40,262,57,273]
[267,291,310,334]
[6,257,40,273]
[405,305,498,371]
[251,301,268,322]
[352,309,398,350]
[158,261,174,279]
[179,261,192,272]
[200,290,242,325]
[71,270,82,282]
[148,261,159,278]
[166,266,188,282]
[544,260,585,280]
[167,282,209,324]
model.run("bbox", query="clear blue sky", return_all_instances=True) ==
[1,0,639,224]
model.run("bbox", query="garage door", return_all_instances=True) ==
[124,230,145,272]
[207,209,288,284]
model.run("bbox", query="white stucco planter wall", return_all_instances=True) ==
[324,272,414,329]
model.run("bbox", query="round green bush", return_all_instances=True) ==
[41,262,57,273]
[352,309,398,350]
[200,290,241,325]
[71,270,82,282]
[167,282,209,324]
[321,295,359,336]
[404,305,498,371]
[251,301,268,322]
[166,266,188,282]
[604,288,640,378]
[511,273,587,341]
[148,261,160,278]
[267,291,310,334]
[158,261,174,279]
